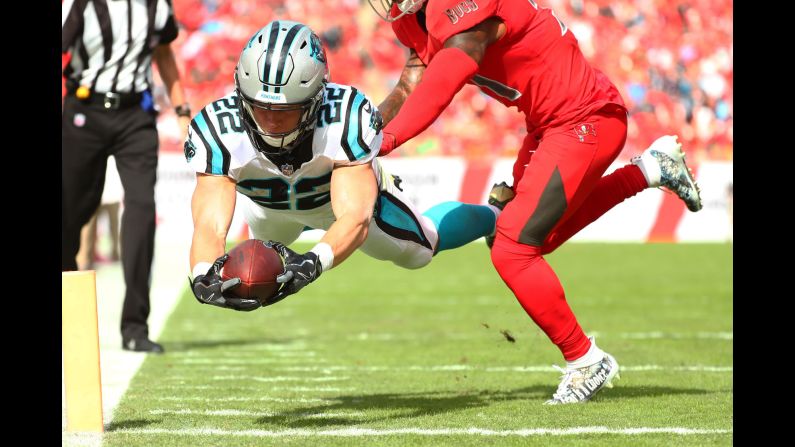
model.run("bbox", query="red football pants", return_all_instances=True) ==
[491,105,647,360]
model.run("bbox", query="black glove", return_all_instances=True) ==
[266,241,323,305]
[190,254,261,312]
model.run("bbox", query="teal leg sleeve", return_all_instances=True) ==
[422,202,496,253]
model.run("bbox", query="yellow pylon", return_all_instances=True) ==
[62,271,104,432]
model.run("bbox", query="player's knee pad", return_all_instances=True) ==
[358,216,435,270]
[392,245,433,270]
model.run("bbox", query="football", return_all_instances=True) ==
[221,239,284,303]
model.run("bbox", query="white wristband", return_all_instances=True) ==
[191,262,213,280]
[309,242,334,272]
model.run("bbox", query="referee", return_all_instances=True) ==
[62,0,191,353]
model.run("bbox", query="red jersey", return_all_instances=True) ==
[392,0,625,133]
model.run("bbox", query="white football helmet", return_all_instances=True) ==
[235,20,328,155]
[368,0,426,22]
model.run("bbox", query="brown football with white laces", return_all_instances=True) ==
[221,239,283,303]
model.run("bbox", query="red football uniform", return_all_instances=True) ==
[392,0,624,133]
[385,0,650,365]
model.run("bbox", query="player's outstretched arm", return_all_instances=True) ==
[378,48,425,126]
[379,18,506,157]
[267,163,378,304]
[188,173,259,311]
[323,163,379,265]
[190,173,236,269]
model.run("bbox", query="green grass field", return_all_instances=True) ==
[105,243,732,446]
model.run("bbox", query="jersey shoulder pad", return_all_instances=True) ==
[427,0,498,44]
[315,83,383,166]
[185,92,246,176]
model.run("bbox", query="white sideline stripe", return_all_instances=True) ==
[111,426,732,437]
[150,409,365,418]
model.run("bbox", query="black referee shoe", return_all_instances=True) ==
[122,337,164,353]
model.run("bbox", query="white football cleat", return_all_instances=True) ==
[632,135,703,212]
[544,352,620,405]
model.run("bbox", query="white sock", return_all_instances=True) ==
[566,336,605,370]
[634,150,661,188]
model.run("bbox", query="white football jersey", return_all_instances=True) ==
[184,82,383,213]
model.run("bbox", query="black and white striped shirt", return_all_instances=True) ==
[62,0,178,94]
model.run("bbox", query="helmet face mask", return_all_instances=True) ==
[235,21,328,156]
[236,85,323,156]
[368,0,426,22]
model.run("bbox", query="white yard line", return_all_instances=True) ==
[347,331,733,341]
[149,409,366,418]
[249,376,349,382]
[483,365,733,373]
[152,396,329,403]
[109,426,732,437]
[589,331,733,340]
[263,365,733,373]
[271,386,356,392]
[177,358,329,364]
[269,351,318,357]
[160,375,350,382]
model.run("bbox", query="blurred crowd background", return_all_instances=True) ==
[67,0,732,163]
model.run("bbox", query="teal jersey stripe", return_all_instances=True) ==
[346,91,368,160]
[194,111,224,175]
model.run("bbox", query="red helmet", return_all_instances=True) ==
[368,0,426,22]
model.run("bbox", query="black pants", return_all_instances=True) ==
[62,95,158,340]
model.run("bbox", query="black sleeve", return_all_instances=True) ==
[158,0,179,45]
[62,0,87,53]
